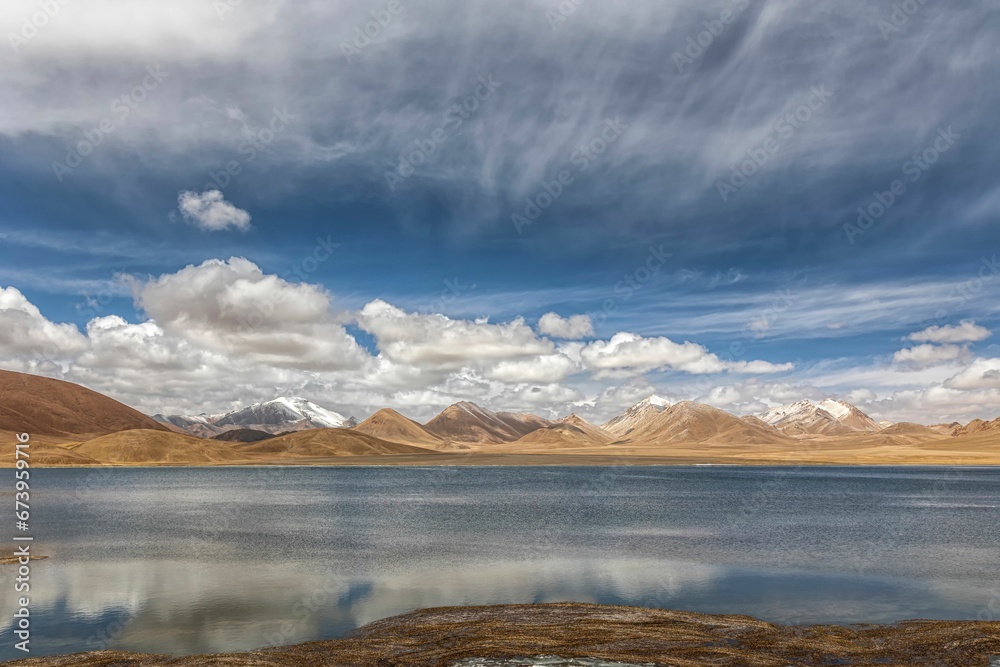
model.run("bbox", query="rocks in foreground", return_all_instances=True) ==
[6,602,1000,666]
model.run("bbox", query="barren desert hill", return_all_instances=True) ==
[211,428,275,443]
[424,401,551,444]
[0,369,168,440]
[352,408,449,448]
[625,401,794,446]
[556,414,615,444]
[878,422,949,439]
[69,429,247,465]
[601,395,669,437]
[231,428,441,458]
[505,422,613,450]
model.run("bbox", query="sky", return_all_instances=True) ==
[1,0,999,424]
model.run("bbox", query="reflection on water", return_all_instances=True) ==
[1,466,998,660]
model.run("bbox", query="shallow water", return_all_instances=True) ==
[1,466,998,660]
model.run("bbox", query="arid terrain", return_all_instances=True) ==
[3,603,998,666]
[2,369,999,467]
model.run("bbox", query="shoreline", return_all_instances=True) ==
[5,602,999,666]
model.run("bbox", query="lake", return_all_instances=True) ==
[2,466,998,660]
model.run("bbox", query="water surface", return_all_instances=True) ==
[1,466,997,660]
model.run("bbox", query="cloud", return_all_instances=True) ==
[357,299,553,369]
[485,354,578,384]
[892,343,972,369]
[537,313,593,339]
[0,286,88,359]
[177,190,252,232]
[907,320,991,344]
[580,332,793,378]
[135,257,367,370]
[943,358,1000,390]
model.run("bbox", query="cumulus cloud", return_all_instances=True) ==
[357,300,553,369]
[485,354,578,384]
[0,286,88,359]
[907,320,991,344]
[580,332,793,378]
[177,190,252,232]
[537,313,594,339]
[943,358,1000,390]
[135,257,367,370]
[892,343,972,369]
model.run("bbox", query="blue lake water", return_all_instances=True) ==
[1,466,998,660]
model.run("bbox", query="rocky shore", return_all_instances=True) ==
[5,602,1000,666]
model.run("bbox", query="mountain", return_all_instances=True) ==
[353,408,450,449]
[156,397,357,436]
[424,401,551,444]
[71,430,247,465]
[817,398,882,432]
[507,422,613,449]
[937,417,1000,437]
[602,395,670,438]
[627,401,791,445]
[231,429,439,458]
[760,398,882,436]
[557,414,615,443]
[211,428,275,443]
[0,369,167,440]
[761,399,857,436]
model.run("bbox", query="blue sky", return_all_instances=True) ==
[1,0,999,423]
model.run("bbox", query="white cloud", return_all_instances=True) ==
[357,300,553,369]
[943,358,1000,390]
[485,354,578,384]
[580,332,793,377]
[892,343,972,369]
[177,190,252,232]
[537,313,593,339]
[136,257,367,371]
[0,286,88,359]
[907,320,991,344]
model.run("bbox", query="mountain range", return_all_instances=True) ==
[2,369,1000,466]
[153,397,357,437]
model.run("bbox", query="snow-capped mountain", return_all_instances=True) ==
[155,397,356,436]
[760,398,880,436]
[602,395,670,438]
[817,398,882,432]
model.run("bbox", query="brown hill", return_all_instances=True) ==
[0,369,167,440]
[424,401,550,444]
[556,414,615,443]
[353,408,448,448]
[878,422,948,440]
[626,401,793,446]
[70,430,245,465]
[953,417,1000,437]
[507,422,613,450]
[232,428,439,458]
[211,428,275,443]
